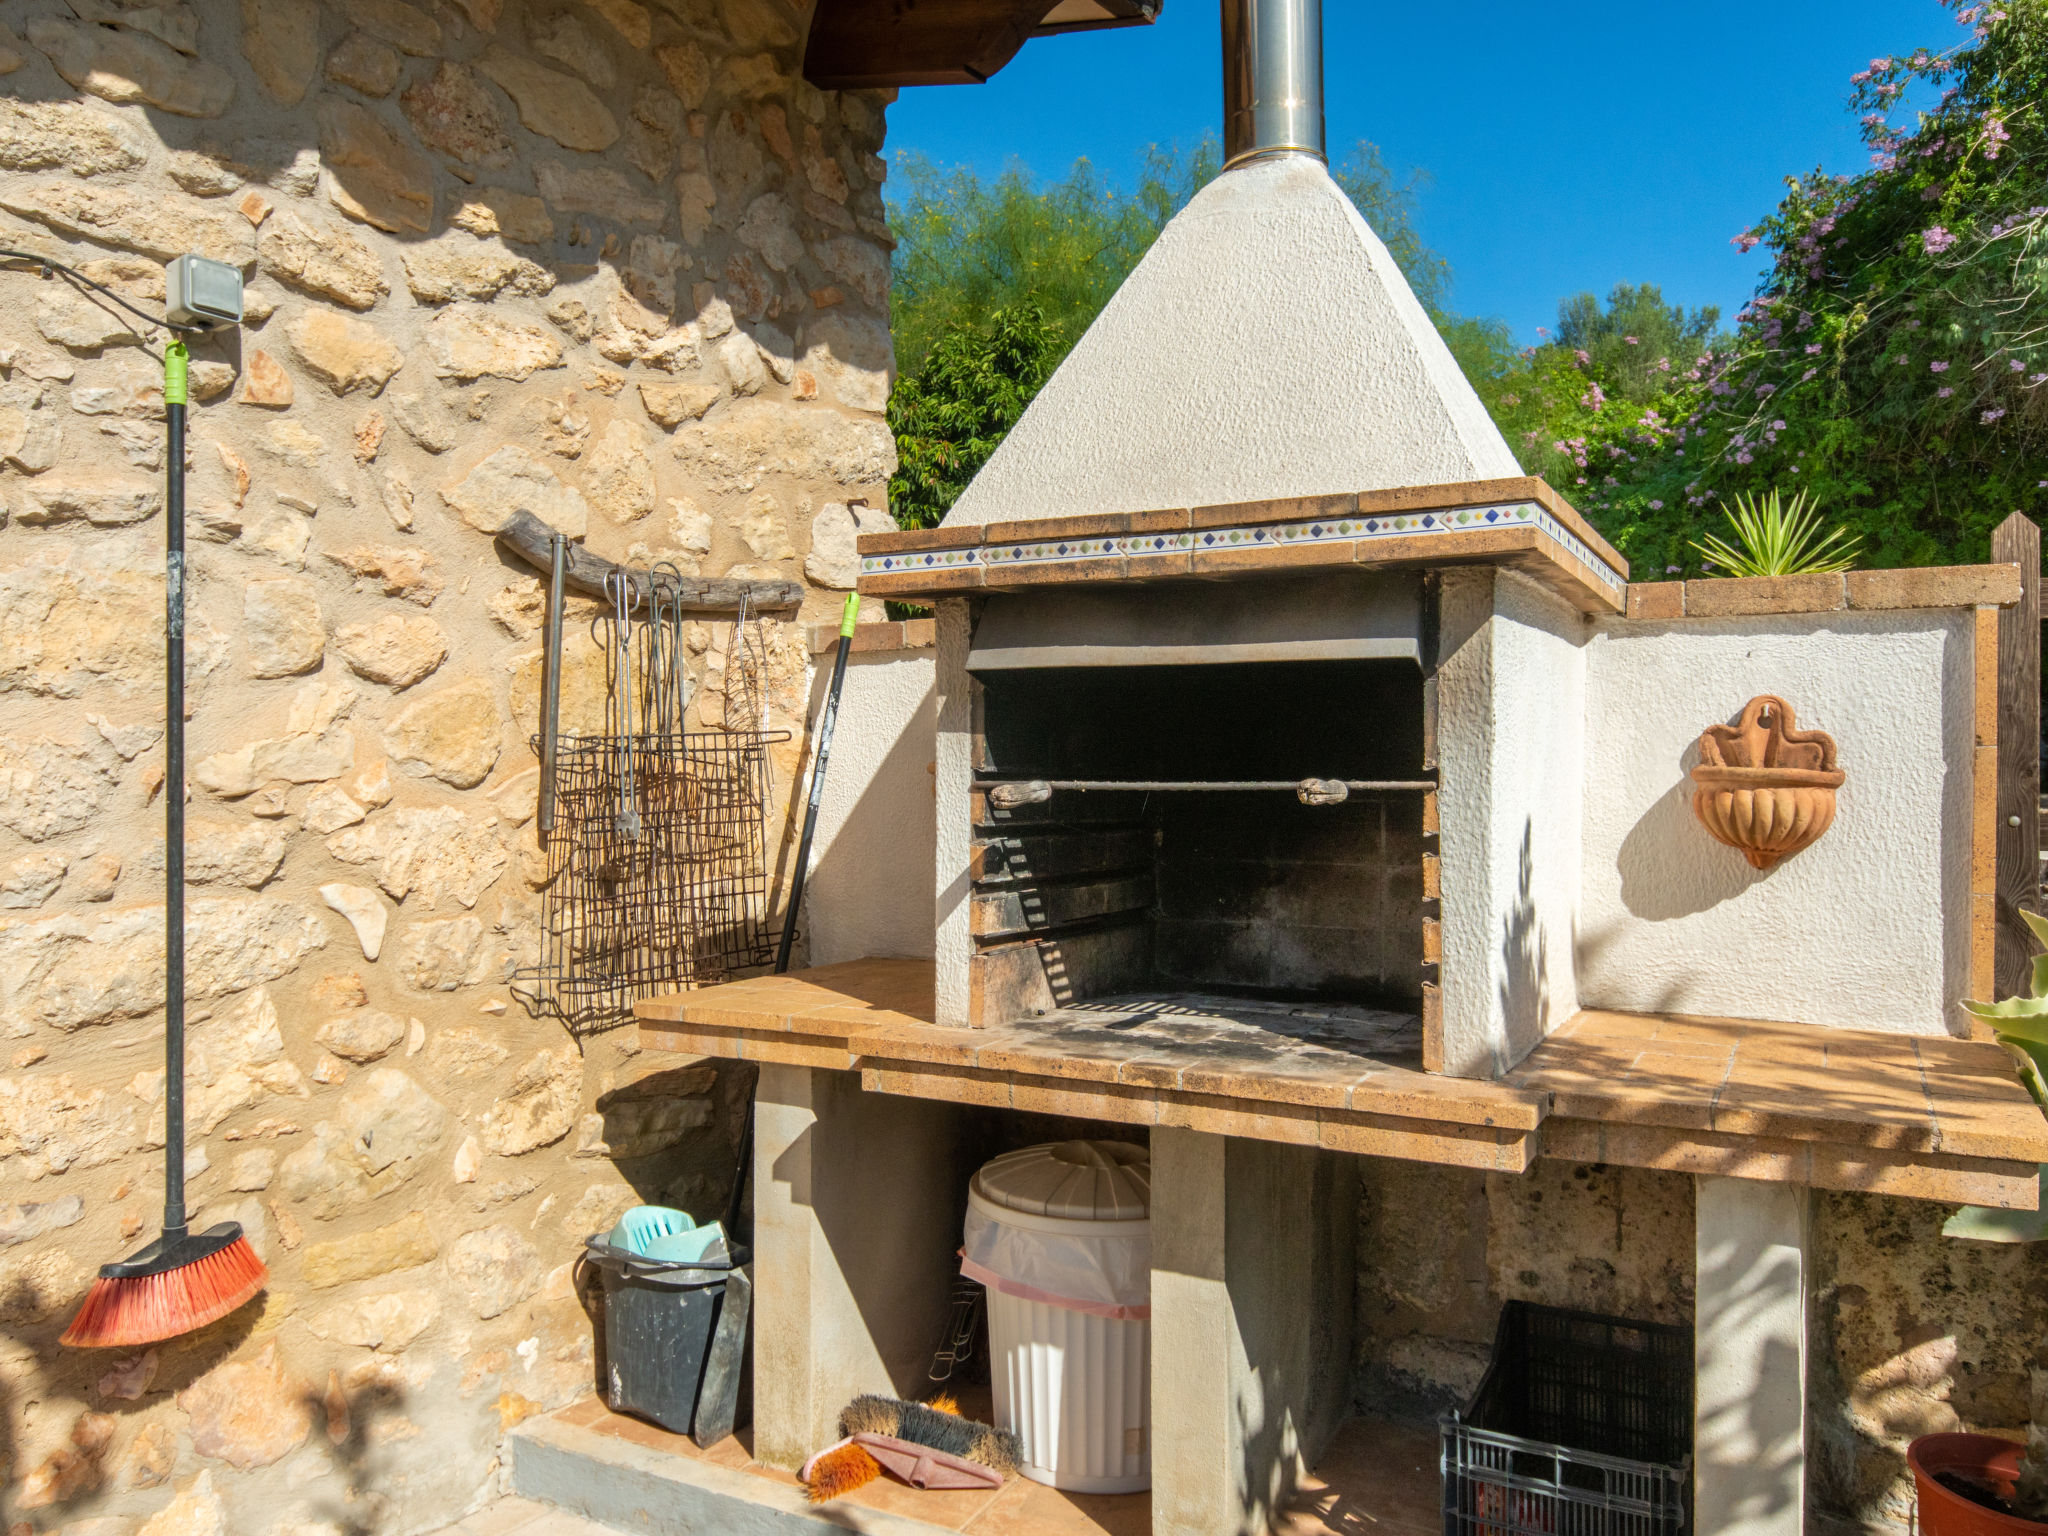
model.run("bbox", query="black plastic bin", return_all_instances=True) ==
[1440,1300,1693,1536]
[583,1237,752,1442]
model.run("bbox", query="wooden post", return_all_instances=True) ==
[1994,511,2041,999]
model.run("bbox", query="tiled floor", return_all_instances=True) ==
[505,1397,1439,1536]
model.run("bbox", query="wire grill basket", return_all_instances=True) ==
[518,727,786,1033]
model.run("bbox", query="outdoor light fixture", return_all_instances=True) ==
[164,254,243,331]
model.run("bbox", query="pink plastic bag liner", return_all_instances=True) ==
[959,1207,1150,1321]
[801,1433,1005,1492]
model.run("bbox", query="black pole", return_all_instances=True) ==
[773,592,860,974]
[163,340,188,1242]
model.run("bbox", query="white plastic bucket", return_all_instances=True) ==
[966,1141,1151,1493]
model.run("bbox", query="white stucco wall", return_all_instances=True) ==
[1437,569,1588,1077]
[933,600,975,1024]
[941,155,1521,527]
[799,648,938,968]
[1578,609,1974,1032]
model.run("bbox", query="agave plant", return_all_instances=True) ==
[1689,489,1861,577]
[1952,909,2048,1518]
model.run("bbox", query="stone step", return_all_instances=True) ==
[425,1495,621,1536]
[506,1403,966,1536]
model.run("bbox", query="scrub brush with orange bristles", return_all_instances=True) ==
[803,1393,1020,1503]
[60,340,267,1350]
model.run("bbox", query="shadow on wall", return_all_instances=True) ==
[1696,1218,1804,1534]
[1616,724,1772,923]
[1497,820,1548,1072]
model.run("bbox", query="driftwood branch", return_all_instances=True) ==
[493,510,806,613]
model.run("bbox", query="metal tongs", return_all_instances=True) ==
[603,568,642,841]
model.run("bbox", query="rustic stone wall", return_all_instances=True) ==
[0,0,896,1526]
[1352,1158,1697,1419]
[1811,1191,2048,1532]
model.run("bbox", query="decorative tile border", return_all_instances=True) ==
[861,501,1628,601]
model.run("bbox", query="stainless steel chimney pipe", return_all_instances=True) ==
[1222,0,1325,169]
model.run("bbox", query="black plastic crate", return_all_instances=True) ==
[1441,1301,1692,1536]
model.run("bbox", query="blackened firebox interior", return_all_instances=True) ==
[973,659,1427,1011]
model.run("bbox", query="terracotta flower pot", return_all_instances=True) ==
[1910,1433,2048,1536]
[1689,695,1844,870]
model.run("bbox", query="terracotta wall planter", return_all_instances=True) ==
[1690,695,1845,870]
[1910,1433,2048,1536]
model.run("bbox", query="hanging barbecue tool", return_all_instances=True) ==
[603,568,642,841]
[775,592,862,972]
[538,532,567,836]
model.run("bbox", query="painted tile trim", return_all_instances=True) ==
[860,500,1629,601]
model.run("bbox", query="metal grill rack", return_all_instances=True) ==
[516,555,788,1034]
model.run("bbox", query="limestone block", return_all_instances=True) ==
[325,543,446,605]
[315,1007,407,1062]
[0,850,68,910]
[804,500,895,590]
[563,1180,637,1234]
[427,1024,509,1075]
[440,444,588,537]
[401,234,553,304]
[488,767,539,825]
[401,61,512,167]
[640,379,719,428]
[585,419,656,523]
[0,555,164,700]
[737,490,793,561]
[174,986,308,1132]
[306,1287,438,1351]
[236,348,294,406]
[382,678,503,789]
[722,51,783,99]
[317,97,434,234]
[184,819,289,888]
[334,613,448,688]
[343,0,439,54]
[582,0,649,46]
[174,1343,311,1469]
[802,311,893,414]
[480,1044,580,1154]
[28,16,233,117]
[625,117,673,182]
[0,1246,89,1323]
[0,736,120,842]
[716,330,767,396]
[244,505,312,567]
[0,23,19,74]
[76,852,121,902]
[0,1073,138,1178]
[624,233,685,315]
[305,786,369,835]
[654,40,708,105]
[287,308,404,395]
[529,11,613,86]
[325,32,399,96]
[488,577,545,637]
[534,160,664,226]
[398,913,507,990]
[476,46,619,151]
[14,474,161,527]
[136,1470,227,1536]
[736,192,802,272]
[240,0,319,104]
[243,576,325,676]
[0,98,149,174]
[576,1090,710,1159]
[326,805,507,908]
[304,1210,439,1287]
[319,882,389,960]
[0,1193,84,1245]
[452,1134,482,1181]
[38,287,143,350]
[446,1223,543,1319]
[818,237,887,310]
[192,679,358,794]
[427,306,565,382]
[260,419,326,468]
[668,496,714,561]
[671,398,896,493]
[449,186,553,244]
[258,208,389,310]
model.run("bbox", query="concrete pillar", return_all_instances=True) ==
[751,1065,970,1468]
[1151,1128,1357,1536]
[933,597,974,1025]
[1694,1177,1809,1536]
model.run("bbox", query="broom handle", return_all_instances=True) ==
[163,341,187,1242]
[774,592,859,973]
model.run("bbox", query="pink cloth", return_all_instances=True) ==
[960,1255,1152,1321]
[801,1434,1005,1493]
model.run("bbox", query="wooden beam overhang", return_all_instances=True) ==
[803,0,1161,90]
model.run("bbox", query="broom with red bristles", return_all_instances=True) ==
[61,339,267,1349]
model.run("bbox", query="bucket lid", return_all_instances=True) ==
[971,1140,1150,1222]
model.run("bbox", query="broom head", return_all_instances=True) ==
[61,1223,267,1349]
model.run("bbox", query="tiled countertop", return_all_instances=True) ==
[637,959,2048,1206]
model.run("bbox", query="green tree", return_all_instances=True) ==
[887,304,1066,530]
[1572,0,2048,573]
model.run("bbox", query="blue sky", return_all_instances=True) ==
[881,0,1961,340]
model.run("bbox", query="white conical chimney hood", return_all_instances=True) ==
[940,0,1522,529]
